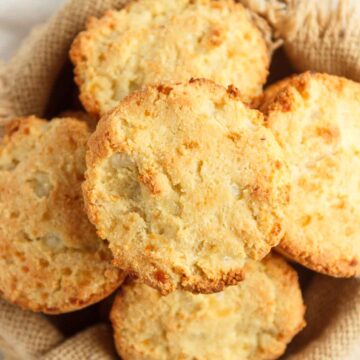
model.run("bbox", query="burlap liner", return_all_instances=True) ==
[0,0,360,359]
[0,0,129,120]
[241,0,360,81]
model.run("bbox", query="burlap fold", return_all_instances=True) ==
[0,299,63,359]
[1,0,360,359]
[240,0,360,81]
[0,0,128,120]
[42,324,117,360]
[286,277,360,360]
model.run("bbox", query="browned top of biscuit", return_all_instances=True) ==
[0,116,124,313]
[70,0,270,117]
[111,255,305,360]
[83,79,289,294]
[259,72,360,277]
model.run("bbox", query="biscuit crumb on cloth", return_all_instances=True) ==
[70,0,270,117]
[258,72,360,277]
[110,254,305,360]
[0,116,125,313]
[83,79,289,294]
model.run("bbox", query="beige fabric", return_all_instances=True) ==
[286,277,360,360]
[0,0,128,119]
[0,61,13,120]
[42,324,117,360]
[0,299,117,360]
[0,0,360,359]
[0,336,22,360]
[240,0,360,81]
[0,299,63,359]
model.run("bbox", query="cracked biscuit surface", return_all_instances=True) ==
[83,80,289,294]
[70,0,270,117]
[0,116,125,313]
[259,72,360,277]
[110,255,305,360]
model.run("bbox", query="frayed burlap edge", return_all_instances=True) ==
[240,0,360,81]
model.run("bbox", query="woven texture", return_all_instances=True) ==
[42,324,117,360]
[240,0,360,81]
[0,0,360,359]
[0,299,63,359]
[286,277,360,360]
[0,0,128,119]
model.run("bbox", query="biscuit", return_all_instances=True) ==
[259,72,360,277]
[70,0,270,117]
[0,116,125,313]
[83,79,289,294]
[110,254,305,360]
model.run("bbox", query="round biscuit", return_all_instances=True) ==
[259,72,360,277]
[83,79,289,294]
[0,116,125,313]
[110,254,305,360]
[70,0,270,117]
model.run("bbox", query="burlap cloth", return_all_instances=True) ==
[0,0,360,359]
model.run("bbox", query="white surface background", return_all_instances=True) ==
[0,0,65,61]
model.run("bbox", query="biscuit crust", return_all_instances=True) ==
[110,255,305,360]
[259,72,360,277]
[70,0,270,117]
[83,80,289,294]
[0,116,125,313]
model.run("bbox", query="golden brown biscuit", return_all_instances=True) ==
[70,0,270,117]
[251,75,297,110]
[83,79,289,294]
[259,72,360,277]
[111,254,305,360]
[0,116,125,313]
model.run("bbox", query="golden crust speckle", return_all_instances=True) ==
[259,72,360,277]
[70,0,270,117]
[83,80,289,294]
[110,255,306,360]
[0,116,125,313]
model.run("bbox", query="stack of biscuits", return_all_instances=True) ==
[1,0,359,359]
